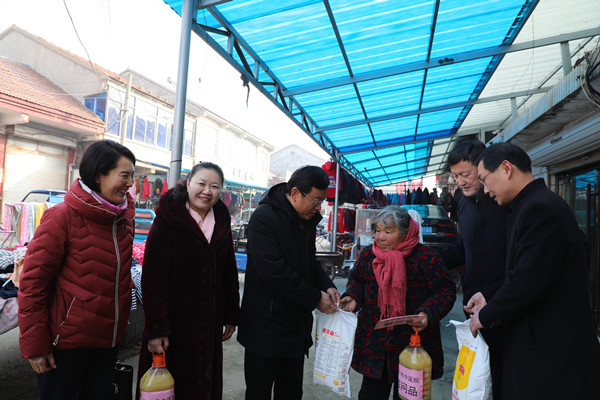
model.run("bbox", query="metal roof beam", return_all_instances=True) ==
[351,138,453,166]
[283,27,600,97]
[186,11,384,185]
[317,87,550,133]
[340,133,455,155]
[370,163,447,181]
[373,163,447,180]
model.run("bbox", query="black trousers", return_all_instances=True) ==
[37,346,118,400]
[244,349,305,400]
[489,349,503,400]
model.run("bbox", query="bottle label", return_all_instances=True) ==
[140,388,175,400]
[398,364,425,400]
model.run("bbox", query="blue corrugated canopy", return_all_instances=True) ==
[163,0,539,187]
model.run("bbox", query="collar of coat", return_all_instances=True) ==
[508,178,546,211]
[156,187,231,245]
[65,179,135,223]
[261,183,322,230]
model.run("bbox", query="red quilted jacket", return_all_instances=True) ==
[18,179,135,359]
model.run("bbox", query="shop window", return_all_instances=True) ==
[157,110,173,149]
[135,115,147,142]
[106,105,121,136]
[84,93,107,121]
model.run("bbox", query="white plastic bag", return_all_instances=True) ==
[314,309,357,398]
[0,297,18,335]
[449,320,492,400]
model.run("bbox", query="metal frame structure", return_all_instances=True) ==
[164,0,600,188]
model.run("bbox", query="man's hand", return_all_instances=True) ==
[408,312,428,332]
[469,311,483,338]
[222,324,236,341]
[326,287,340,306]
[317,291,337,314]
[27,353,56,374]
[339,296,358,312]
[464,292,487,315]
[148,336,169,353]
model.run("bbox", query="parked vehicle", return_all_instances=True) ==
[400,204,458,249]
[231,222,249,253]
[21,189,66,203]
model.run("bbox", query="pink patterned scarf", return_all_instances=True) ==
[371,218,420,319]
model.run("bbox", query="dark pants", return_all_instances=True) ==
[489,349,503,400]
[37,347,118,400]
[244,349,304,400]
[358,374,401,400]
[480,326,503,400]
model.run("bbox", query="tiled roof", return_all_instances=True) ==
[0,56,103,123]
[21,28,176,109]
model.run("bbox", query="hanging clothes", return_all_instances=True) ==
[141,177,150,200]
[321,161,339,201]
[162,177,168,194]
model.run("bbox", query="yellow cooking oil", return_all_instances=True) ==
[398,331,432,400]
[140,352,175,399]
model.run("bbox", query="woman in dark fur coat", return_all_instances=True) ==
[137,162,240,399]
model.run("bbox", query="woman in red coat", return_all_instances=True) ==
[18,140,136,400]
[340,205,456,400]
[138,162,240,399]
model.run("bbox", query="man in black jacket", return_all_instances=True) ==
[439,140,508,399]
[238,165,339,400]
[468,142,600,399]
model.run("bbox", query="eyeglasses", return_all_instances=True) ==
[302,191,324,206]
[479,169,495,186]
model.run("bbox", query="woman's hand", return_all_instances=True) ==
[27,353,56,374]
[222,324,236,341]
[148,336,169,353]
[339,296,358,312]
[408,312,428,332]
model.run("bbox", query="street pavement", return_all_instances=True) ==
[0,273,464,400]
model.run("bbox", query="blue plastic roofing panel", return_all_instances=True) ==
[164,0,539,187]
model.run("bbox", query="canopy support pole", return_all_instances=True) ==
[169,0,196,188]
[330,161,340,252]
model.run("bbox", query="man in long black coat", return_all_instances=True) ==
[468,142,600,399]
[238,165,339,400]
[439,140,508,399]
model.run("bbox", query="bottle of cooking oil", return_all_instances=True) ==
[398,330,432,400]
[140,352,175,400]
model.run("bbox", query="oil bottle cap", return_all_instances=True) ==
[152,352,166,368]
[409,331,421,347]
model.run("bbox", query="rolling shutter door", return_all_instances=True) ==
[3,136,68,204]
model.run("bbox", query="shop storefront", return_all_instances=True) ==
[556,164,600,331]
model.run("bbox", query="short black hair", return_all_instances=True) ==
[169,161,225,203]
[476,142,532,173]
[79,140,136,192]
[286,165,329,194]
[447,140,486,167]
[188,161,224,185]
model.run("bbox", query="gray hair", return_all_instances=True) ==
[371,205,411,235]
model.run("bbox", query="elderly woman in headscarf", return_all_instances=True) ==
[340,205,456,400]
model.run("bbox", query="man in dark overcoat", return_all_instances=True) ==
[238,165,339,400]
[439,139,508,399]
[467,142,600,399]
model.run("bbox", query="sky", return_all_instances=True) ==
[0,0,330,158]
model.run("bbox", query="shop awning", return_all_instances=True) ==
[163,0,600,187]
